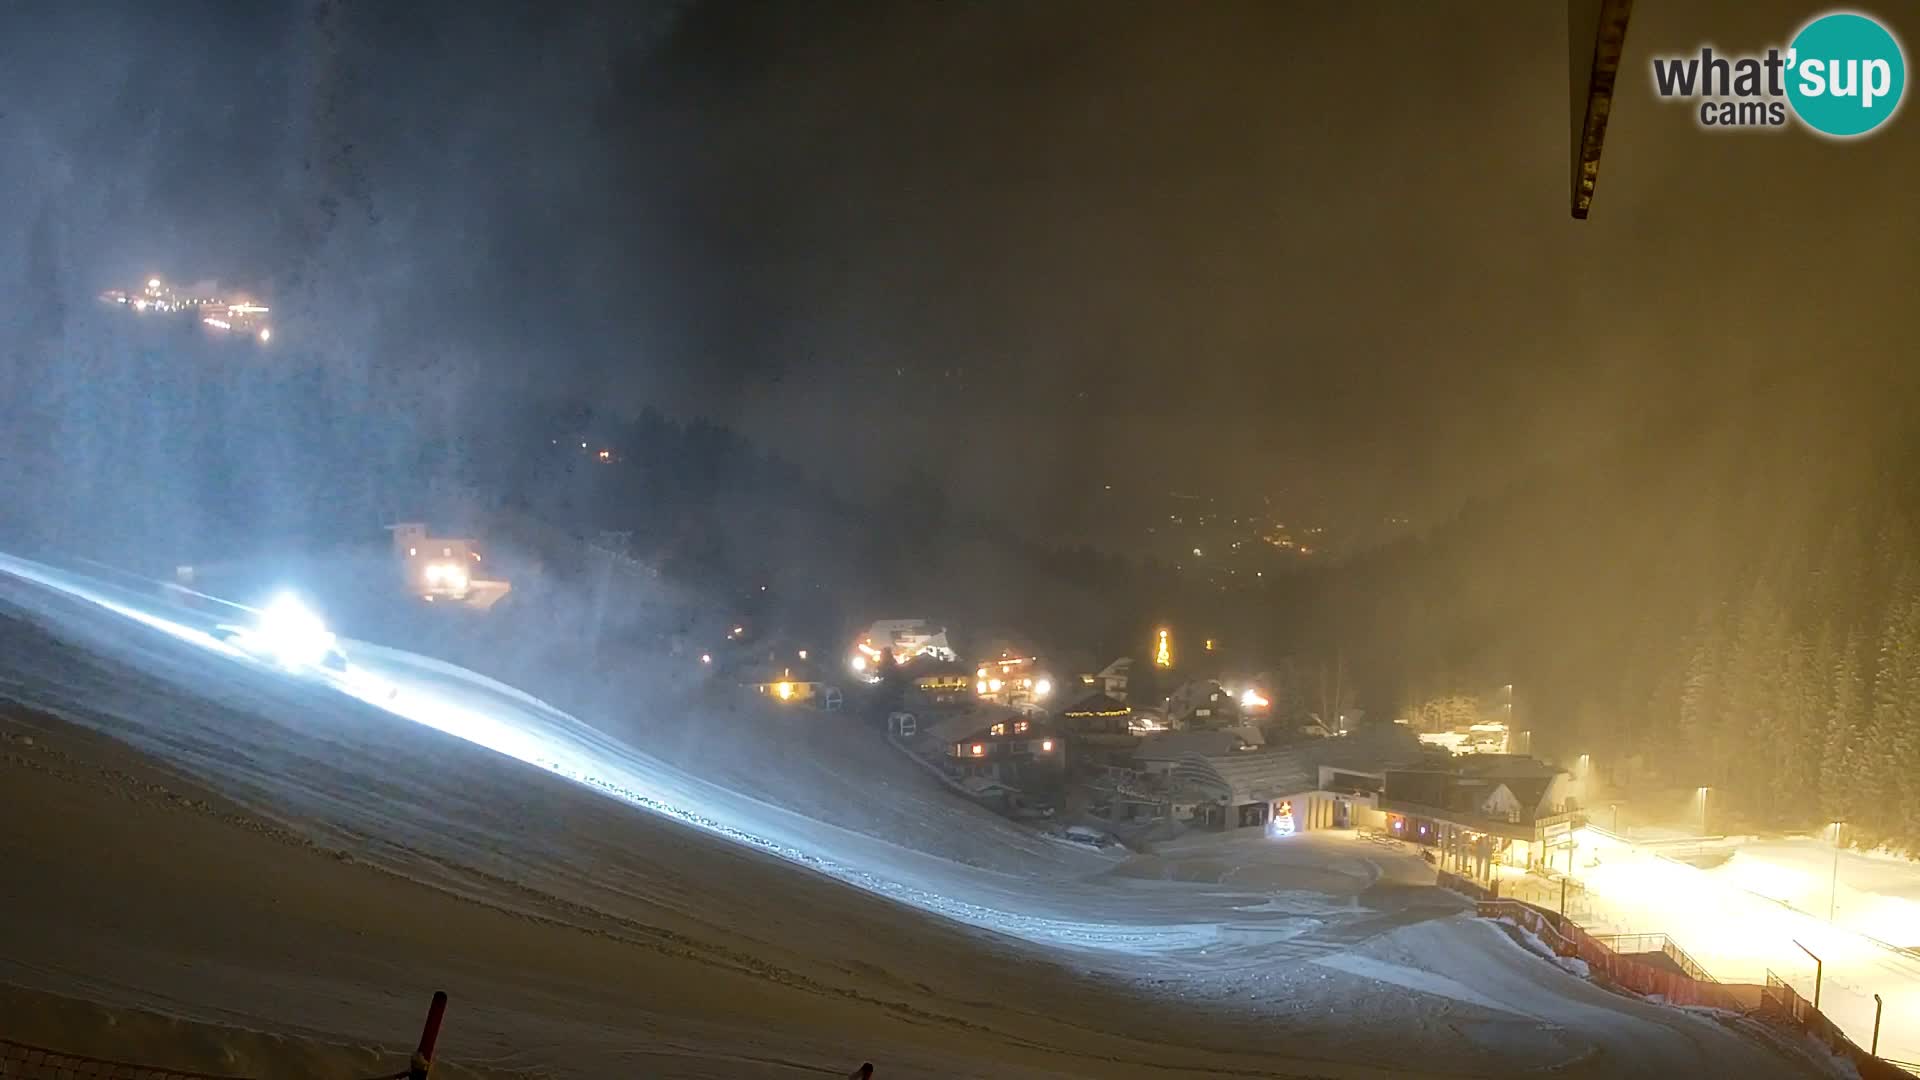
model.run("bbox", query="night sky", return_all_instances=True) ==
[2,0,1913,549]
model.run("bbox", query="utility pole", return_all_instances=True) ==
[1872,993,1883,1055]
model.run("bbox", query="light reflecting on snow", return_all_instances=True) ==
[0,551,1233,956]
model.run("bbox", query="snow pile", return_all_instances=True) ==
[1495,916,1592,978]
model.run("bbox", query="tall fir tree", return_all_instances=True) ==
[1819,628,1865,828]
[1773,633,1821,822]
[1678,606,1725,784]
[1874,576,1920,851]
[1721,583,1788,811]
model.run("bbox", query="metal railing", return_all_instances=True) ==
[1590,932,1717,984]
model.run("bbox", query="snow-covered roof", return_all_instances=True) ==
[922,708,1027,745]
[907,658,973,680]
[1456,754,1567,780]
[1172,748,1317,804]
[1134,729,1255,762]
[1061,692,1130,718]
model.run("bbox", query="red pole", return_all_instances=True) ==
[410,991,448,1080]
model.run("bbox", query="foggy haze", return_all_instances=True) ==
[2,3,1920,1073]
[4,0,1914,560]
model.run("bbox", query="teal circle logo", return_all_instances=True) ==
[1787,12,1906,137]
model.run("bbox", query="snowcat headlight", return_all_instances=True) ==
[255,593,337,669]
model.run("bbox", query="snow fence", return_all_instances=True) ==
[0,1039,242,1080]
[0,992,446,1080]
[1479,899,1913,1078]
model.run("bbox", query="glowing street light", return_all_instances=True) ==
[1154,628,1172,668]
[1829,820,1844,923]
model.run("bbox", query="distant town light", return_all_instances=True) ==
[1154,628,1172,668]
[1041,739,1055,752]
[970,743,985,757]
[257,328,271,343]
[797,649,808,660]
[1034,678,1052,697]
[775,681,794,700]
[147,277,160,289]
[700,653,711,664]
[850,654,868,672]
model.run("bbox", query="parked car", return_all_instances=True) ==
[1063,825,1117,848]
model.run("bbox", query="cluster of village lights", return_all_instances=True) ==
[110,277,275,343]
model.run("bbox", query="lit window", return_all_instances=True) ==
[1041,739,1054,752]
[1015,721,1029,733]
[990,723,1006,736]
[970,743,985,756]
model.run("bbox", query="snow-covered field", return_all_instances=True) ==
[0,553,1848,1077]
[1537,826,1920,1067]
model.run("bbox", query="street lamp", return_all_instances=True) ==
[1829,821,1844,923]
[1793,939,1822,1011]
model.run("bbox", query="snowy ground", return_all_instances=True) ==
[1500,825,1920,1067]
[0,553,1848,1077]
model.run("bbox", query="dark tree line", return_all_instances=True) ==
[1322,384,1920,851]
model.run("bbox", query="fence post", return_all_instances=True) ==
[1872,993,1882,1056]
[410,991,449,1080]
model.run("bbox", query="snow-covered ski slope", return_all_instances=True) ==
[0,552,1845,1077]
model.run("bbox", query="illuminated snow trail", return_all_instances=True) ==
[0,551,1230,956]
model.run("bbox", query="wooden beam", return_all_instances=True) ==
[1569,0,1635,219]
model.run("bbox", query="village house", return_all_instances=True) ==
[1057,691,1137,767]
[1154,724,1424,833]
[971,653,1057,711]
[1379,754,1587,883]
[917,708,1067,795]
[1165,679,1241,730]
[1077,657,1134,701]
[907,659,975,708]
[741,661,841,710]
